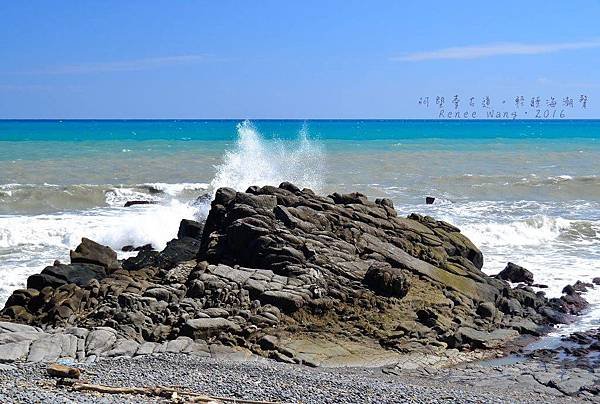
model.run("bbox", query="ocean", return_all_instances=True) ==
[1,119,599,334]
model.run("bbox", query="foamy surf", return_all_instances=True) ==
[210,120,324,193]
[0,200,198,303]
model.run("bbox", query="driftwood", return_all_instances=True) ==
[56,379,281,403]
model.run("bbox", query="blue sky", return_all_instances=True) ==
[1,1,599,119]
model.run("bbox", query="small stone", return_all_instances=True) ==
[47,363,81,379]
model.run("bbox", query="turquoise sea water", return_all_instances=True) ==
[0,119,599,333]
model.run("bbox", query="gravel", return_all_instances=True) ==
[0,353,580,403]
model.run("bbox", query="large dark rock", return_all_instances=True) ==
[26,263,107,290]
[496,262,534,285]
[121,237,201,271]
[192,183,562,350]
[122,250,160,271]
[156,237,201,269]
[177,219,204,240]
[70,238,119,271]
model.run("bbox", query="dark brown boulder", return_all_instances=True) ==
[70,238,119,271]
[26,263,107,290]
[177,219,204,240]
[496,262,534,285]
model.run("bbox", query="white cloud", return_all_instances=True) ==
[393,40,600,62]
[17,54,213,74]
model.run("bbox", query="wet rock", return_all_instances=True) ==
[70,238,119,271]
[122,250,161,271]
[560,292,588,314]
[121,244,153,252]
[496,262,534,285]
[26,263,107,290]
[124,200,155,207]
[571,280,593,293]
[177,219,204,240]
[193,192,212,206]
[425,197,435,205]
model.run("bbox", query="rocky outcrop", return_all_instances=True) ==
[0,183,588,367]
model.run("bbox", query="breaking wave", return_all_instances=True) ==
[462,215,575,248]
[210,120,324,193]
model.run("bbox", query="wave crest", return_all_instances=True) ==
[461,215,599,248]
[210,120,324,193]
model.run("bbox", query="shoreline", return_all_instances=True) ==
[0,351,592,403]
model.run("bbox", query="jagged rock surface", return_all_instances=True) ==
[0,183,587,365]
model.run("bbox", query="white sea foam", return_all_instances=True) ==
[461,215,572,248]
[0,202,196,252]
[0,201,197,302]
[210,120,324,193]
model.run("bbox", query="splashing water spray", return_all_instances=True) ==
[210,120,324,192]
